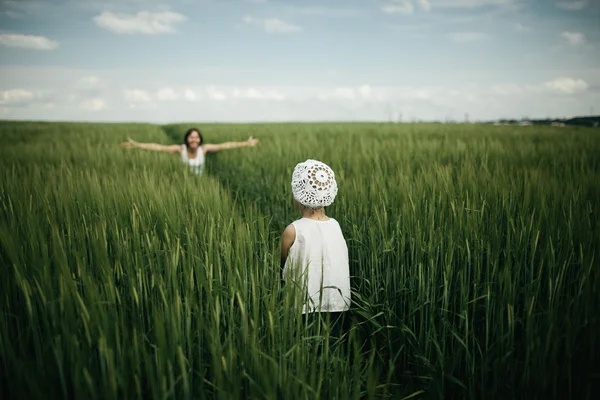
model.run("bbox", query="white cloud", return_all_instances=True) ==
[284,6,361,17]
[419,0,432,11]
[124,89,152,102]
[0,89,37,105]
[317,85,386,101]
[205,86,228,101]
[243,15,302,33]
[0,33,58,50]
[79,76,100,86]
[3,11,21,18]
[543,77,588,94]
[184,89,198,102]
[123,86,286,102]
[431,0,517,8]
[262,18,302,33]
[515,22,531,32]
[382,0,415,14]
[357,84,373,98]
[556,1,588,10]
[490,83,524,95]
[80,99,106,111]
[156,87,179,101]
[491,77,589,96]
[449,32,488,42]
[76,75,104,91]
[233,87,286,100]
[381,0,520,15]
[1,0,51,18]
[93,11,187,35]
[562,31,585,45]
[1,66,595,123]
[318,88,353,101]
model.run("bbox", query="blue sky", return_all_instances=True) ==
[1,0,599,122]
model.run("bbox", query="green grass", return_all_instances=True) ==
[1,120,599,399]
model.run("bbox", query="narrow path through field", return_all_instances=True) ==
[156,125,278,265]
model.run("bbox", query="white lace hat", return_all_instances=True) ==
[291,159,338,208]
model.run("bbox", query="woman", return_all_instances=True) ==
[121,127,259,175]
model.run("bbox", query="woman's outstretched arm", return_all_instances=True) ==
[202,136,259,153]
[120,138,181,154]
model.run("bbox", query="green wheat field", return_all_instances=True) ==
[1,120,599,399]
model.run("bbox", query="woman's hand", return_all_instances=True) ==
[120,137,138,148]
[247,136,259,146]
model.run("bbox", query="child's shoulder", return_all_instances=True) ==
[326,217,341,226]
[282,222,296,239]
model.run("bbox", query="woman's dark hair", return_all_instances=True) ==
[183,128,204,147]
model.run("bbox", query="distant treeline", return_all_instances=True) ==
[493,115,600,127]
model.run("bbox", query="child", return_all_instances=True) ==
[280,159,351,336]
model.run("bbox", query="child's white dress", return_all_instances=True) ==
[181,144,205,175]
[282,217,351,314]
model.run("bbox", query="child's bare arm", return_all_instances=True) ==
[280,224,296,277]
